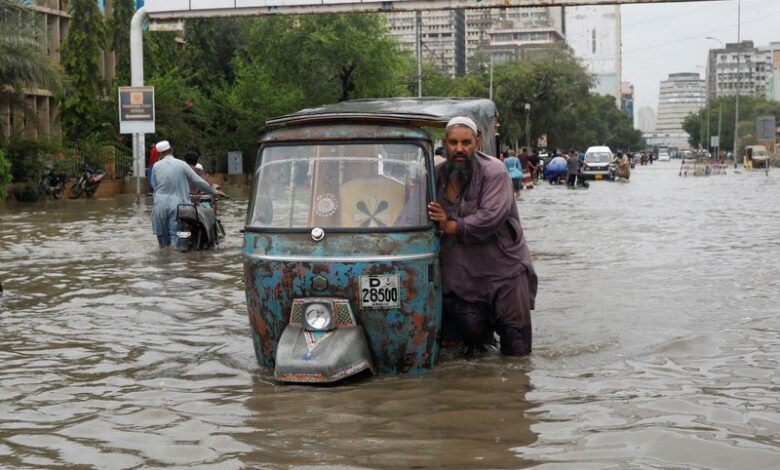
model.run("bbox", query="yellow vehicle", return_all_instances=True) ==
[743,145,770,169]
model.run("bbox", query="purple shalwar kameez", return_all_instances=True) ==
[437,152,538,355]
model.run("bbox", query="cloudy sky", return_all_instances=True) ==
[621,0,780,116]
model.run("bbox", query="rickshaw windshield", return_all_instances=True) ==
[249,142,430,230]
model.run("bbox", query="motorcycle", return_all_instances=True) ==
[39,166,68,199]
[68,165,105,199]
[176,193,226,251]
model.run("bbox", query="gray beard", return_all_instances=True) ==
[446,157,474,185]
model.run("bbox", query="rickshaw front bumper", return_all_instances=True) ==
[274,324,376,383]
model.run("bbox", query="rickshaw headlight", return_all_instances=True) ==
[303,302,334,332]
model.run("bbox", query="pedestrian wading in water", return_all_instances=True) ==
[427,116,537,356]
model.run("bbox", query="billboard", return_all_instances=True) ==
[119,87,155,134]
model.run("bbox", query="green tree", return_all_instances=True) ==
[488,53,592,150]
[146,69,212,154]
[228,13,411,153]
[0,148,11,199]
[683,96,780,152]
[110,0,135,87]
[181,18,247,93]
[58,0,109,143]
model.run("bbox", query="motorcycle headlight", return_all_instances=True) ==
[303,302,334,332]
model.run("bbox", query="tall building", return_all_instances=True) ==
[385,7,565,78]
[465,7,566,67]
[653,73,706,149]
[706,41,771,101]
[565,5,621,104]
[763,42,780,102]
[1,0,117,141]
[636,106,656,133]
[385,10,467,78]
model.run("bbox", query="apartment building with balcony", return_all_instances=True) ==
[706,41,771,101]
[384,7,565,78]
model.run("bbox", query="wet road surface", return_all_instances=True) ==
[1,161,779,469]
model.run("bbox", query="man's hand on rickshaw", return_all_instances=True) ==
[427,202,457,236]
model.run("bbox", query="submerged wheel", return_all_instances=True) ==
[68,180,84,199]
[52,183,65,199]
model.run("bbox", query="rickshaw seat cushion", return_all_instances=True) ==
[339,176,405,228]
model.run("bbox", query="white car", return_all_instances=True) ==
[582,146,614,180]
[658,152,670,161]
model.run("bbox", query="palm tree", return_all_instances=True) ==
[0,0,60,94]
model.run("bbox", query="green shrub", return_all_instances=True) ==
[3,139,60,181]
[12,182,41,202]
[0,149,12,200]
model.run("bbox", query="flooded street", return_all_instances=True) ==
[1,162,779,469]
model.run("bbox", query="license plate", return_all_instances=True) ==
[595,174,603,180]
[360,274,400,309]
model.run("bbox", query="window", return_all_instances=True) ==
[250,143,430,230]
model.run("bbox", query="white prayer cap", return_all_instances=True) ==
[445,116,478,135]
[155,140,171,153]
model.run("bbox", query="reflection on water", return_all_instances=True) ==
[0,164,779,468]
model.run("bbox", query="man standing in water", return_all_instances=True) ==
[151,141,221,248]
[427,117,537,356]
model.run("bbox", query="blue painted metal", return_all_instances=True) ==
[244,231,441,375]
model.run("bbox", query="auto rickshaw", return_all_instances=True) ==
[743,145,770,170]
[243,98,498,383]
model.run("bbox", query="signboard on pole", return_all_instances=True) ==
[756,115,775,140]
[710,136,719,148]
[119,86,155,134]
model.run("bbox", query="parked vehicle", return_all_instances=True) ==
[658,152,671,161]
[244,97,499,383]
[68,165,105,199]
[39,166,68,199]
[176,193,226,251]
[581,146,613,180]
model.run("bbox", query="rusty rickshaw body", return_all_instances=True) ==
[243,98,499,383]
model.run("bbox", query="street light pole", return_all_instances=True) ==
[733,0,741,168]
[717,103,722,159]
[489,55,494,101]
[706,102,711,155]
[704,38,725,160]
[416,11,422,98]
[524,102,531,151]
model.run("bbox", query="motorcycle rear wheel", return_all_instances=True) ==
[68,179,84,199]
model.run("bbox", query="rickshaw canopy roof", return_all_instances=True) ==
[265,98,498,137]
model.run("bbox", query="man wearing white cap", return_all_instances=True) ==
[427,116,537,356]
[150,140,220,248]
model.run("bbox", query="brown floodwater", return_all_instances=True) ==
[1,162,779,469]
